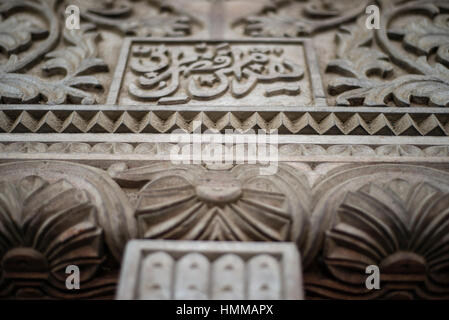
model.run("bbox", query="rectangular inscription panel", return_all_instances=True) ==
[107,38,326,108]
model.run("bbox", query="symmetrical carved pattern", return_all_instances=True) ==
[116,240,303,300]
[303,164,449,299]
[237,0,369,37]
[1,0,449,301]
[3,142,449,160]
[2,110,449,136]
[327,0,449,107]
[0,176,111,298]
[0,160,138,299]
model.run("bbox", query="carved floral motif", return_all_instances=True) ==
[237,0,369,37]
[0,176,108,298]
[320,179,449,299]
[77,0,195,37]
[0,160,137,299]
[0,0,108,104]
[327,0,449,107]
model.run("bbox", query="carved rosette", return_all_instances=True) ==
[303,165,449,299]
[0,176,104,298]
[109,163,309,244]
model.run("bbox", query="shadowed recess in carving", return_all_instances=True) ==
[124,42,305,105]
[327,1,449,107]
[2,110,449,136]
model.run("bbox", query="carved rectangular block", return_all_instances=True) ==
[116,240,303,300]
[107,38,326,107]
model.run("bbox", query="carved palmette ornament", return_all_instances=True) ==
[0,161,136,298]
[303,164,449,299]
[109,163,309,243]
[325,180,449,299]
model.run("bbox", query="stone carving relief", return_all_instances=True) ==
[1,0,449,301]
[327,1,449,108]
[303,164,449,299]
[109,39,322,107]
[108,162,309,244]
[4,142,449,160]
[240,0,449,108]
[0,0,200,105]
[236,0,369,37]
[75,0,196,37]
[0,160,448,299]
[116,240,303,300]
[2,109,449,136]
[0,161,136,298]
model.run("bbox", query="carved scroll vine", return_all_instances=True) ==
[2,110,449,136]
[0,0,197,104]
[128,43,303,103]
[236,0,370,37]
[327,0,449,107]
[0,0,109,104]
[0,161,136,299]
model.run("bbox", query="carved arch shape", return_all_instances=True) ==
[110,162,310,244]
[0,161,137,262]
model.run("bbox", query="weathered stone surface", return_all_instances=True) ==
[107,38,324,107]
[1,0,449,300]
[116,240,303,300]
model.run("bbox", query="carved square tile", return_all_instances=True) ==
[107,38,326,108]
[116,240,303,300]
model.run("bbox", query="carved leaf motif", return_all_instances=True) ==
[327,17,394,80]
[0,176,104,298]
[43,24,107,78]
[0,16,47,53]
[324,179,449,296]
[330,74,449,107]
[0,24,107,104]
[244,13,312,37]
[135,173,292,242]
[240,0,368,37]
[390,14,449,68]
[0,72,99,104]
[328,12,449,107]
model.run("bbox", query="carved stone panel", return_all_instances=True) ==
[116,240,303,300]
[107,38,325,107]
